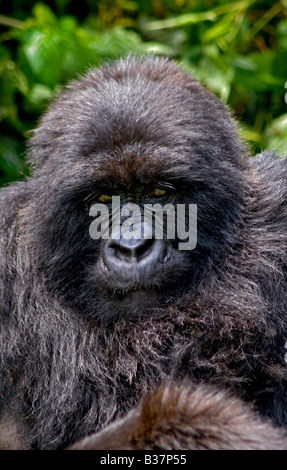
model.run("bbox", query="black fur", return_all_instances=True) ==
[1,56,287,449]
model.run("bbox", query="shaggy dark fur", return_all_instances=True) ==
[1,56,287,450]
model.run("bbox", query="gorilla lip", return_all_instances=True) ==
[99,267,163,297]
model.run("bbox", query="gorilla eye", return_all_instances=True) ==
[147,188,167,199]
[97,194,113,203]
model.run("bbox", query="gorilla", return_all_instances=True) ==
[1,55,287,450]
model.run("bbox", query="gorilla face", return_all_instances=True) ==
[88,181,192,316]
[26,56,248,324]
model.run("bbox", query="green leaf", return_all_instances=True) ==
[264,114,287,156]
[201,17,234,43]
[0,136,27,185]
[29,83,54,104]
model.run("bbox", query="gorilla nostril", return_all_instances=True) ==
[103,238,166,268]
[133,238,154,261]
[111,238,152,261]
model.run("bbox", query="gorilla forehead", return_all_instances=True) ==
[67,77,201,161]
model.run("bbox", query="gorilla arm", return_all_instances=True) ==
[0,383,286,450]
[69,383,287,450]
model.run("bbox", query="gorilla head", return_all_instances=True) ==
[26,55,248,324]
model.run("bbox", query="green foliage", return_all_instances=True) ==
[0,0,286,184]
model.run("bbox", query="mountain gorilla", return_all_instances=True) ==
[1,55,287,450]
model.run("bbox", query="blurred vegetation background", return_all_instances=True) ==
[0,0,286,186]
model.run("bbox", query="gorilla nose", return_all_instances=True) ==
[103,237,167,271]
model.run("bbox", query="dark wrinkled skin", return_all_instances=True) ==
[0,56,287,450]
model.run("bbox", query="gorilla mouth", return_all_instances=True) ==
[95,255,182,313]
[96,256,170,295]
[111,287,161,312]
[110,283,162,299]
